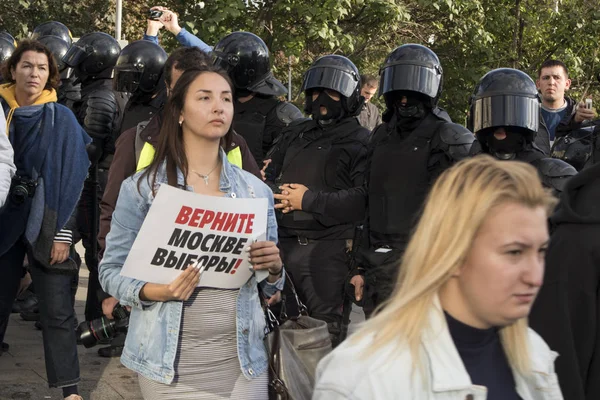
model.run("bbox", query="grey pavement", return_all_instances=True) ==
[0,265,143,400]
[0,244,365,400]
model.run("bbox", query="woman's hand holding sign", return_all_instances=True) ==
[247,241,283,282]
[140,264,202,302]
[248,241,283,305]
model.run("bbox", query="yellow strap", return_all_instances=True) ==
[136,142,156,172]
[5,107,15,137]
[227,146,243,168]
[136,143,243,172]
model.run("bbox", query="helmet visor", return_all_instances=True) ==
[113,69,142,93]
[379,63,441,98]
[59,67,73,80]
[62,45,89,68]
[300,66,359,98]
[471,95,539,134]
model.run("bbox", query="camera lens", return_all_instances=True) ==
[76,317,117,348]
[11,186,28,205]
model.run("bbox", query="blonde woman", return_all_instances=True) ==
[313,155,563,400]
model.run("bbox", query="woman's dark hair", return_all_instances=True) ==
[140,65,235,193]
[1,39,60,90]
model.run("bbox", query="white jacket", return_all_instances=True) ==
[313,298,563,400]
[0,111,15,208]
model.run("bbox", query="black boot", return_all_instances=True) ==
[12,290,38,314]
[20,309,40,321]
[97,345,124,358]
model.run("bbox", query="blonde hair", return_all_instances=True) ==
[356,155,557,375]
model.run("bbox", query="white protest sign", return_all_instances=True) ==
[120,184,268,289]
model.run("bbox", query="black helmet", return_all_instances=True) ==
[38,35,70,73]
[379,44,443,109]
[468,68,539,139]
[113,40,167,94]
[63,32,121,82]
[300,55,363,116]
[551,126,595,171]
[31,21,72,46]
[212,31,286,96]
[0,37,15,64]
[0,31,16,47]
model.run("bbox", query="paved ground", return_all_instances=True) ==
[0,245,365,399]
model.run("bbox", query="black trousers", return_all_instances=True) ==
[279,237,350,344]
[0,239,80,387]
[362,258,400,318]
[76,168,108,321]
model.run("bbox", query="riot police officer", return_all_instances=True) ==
[268,55,369,347]
[113,40,168,133]
[330,44,475,315]
[62,32,127,330]
[367,44,475,310]
[37,35,80,109]
[468,68,577,192]
[31,21,72,46]
[212,32,303,166]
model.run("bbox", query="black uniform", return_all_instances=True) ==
[63,32,125,321]
[213,32,303,165]
[267,55,368,346]
[357,111,473,310]
[348,45,474,312]
[468,68,577,194]
[233,95,302,165]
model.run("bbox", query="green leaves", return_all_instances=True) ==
[2,0,600,121]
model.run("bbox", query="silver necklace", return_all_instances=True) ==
[191,160,220,186]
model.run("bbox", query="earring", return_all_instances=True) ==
[179,119,183,126]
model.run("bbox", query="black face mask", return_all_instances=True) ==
[310,91,343,122]
[486,131,526,160]
[395,97,426,119]
[394,98,427,132]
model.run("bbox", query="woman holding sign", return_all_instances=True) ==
[99,65,284,400]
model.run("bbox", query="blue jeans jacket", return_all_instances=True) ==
[99,149,283,384]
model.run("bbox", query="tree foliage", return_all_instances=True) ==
[2,0,600,123]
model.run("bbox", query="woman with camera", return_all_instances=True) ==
[99,65,284,399]
[313,155,563,399]
[0,40,90,400]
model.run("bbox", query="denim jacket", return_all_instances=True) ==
[99,149,284,384]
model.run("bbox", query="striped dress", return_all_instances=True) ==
[138,288,268,400]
